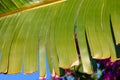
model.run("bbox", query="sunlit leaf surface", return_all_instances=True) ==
[0,0,120,78]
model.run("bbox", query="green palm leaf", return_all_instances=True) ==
[0,0,120,78]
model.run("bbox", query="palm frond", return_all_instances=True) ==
[0,0,120,78]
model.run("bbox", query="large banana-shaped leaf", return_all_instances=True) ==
[0,0,120,79]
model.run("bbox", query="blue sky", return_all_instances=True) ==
[0,71,39,80]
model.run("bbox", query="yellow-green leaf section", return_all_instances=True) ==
[0,0,120,78]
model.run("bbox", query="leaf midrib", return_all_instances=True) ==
[0,0,65,18]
